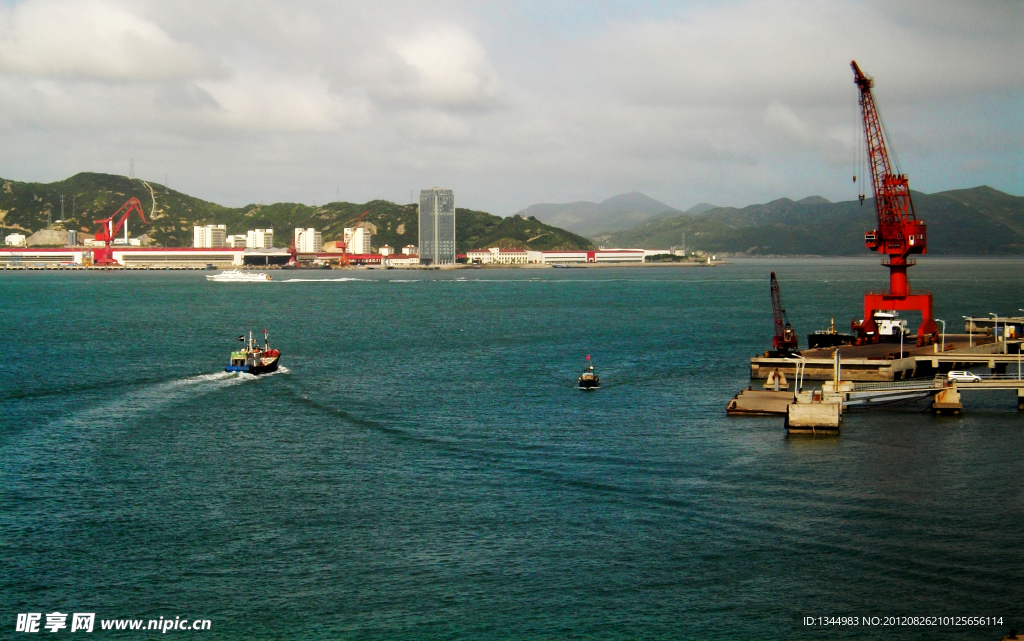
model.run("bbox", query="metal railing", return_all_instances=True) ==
[853,377,945,391]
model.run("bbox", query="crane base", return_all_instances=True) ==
[856,291,939,346]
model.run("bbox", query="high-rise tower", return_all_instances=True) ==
[418,188,455,265]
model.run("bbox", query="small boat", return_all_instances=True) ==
[578,358,600,390]
[206,269,272,282]
[226,330,281,375]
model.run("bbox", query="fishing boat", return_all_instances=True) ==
[206,269,272,282]
[226,330,280,375]
[578,356,600,390]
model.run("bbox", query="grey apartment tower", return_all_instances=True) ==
[418,188,455,265]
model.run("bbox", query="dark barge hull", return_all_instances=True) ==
[226,357,280,375]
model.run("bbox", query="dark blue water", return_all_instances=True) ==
[2,258,1022,639]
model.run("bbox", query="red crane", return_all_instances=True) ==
[850,60,938,345]
[770,271,798,353]
[91,197,149,265]
[338,210,368,267]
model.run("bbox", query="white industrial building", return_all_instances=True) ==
[247,229,274,249]
[525,249,646,264]
[466,247,528,265]
[193,224,227,248]
[294,228,323,253]
[387,254,419,266]
[5,233,27,247]
[226,234,246,248]
[344,226,371,254]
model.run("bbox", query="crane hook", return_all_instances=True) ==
[859,194,865,206]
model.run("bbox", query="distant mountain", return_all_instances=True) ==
[0,172,594,252]
[593,186,1024,255]
[683,202,719,215]
[516,191,683,237]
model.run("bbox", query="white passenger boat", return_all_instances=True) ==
[206,269,272,282]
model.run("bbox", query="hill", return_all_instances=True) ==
[515,191,682,237]
[593,187,1024,255]
[0,173,594,252]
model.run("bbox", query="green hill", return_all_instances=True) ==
[594,186,1024,255]
[0,172,594,252]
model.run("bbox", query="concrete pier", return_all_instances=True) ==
[751,335,1012,382]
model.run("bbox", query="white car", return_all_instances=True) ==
[947,371,982,383]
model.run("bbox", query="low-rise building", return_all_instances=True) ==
[378,245,393,256]
[388,254,419,266]
[525,249,646,264]
[4,233,27,247]
[194,224,227,248]
[294,228,322,253]
[226,234,246,248]
[466,247,529,265]
[402,245,418,255]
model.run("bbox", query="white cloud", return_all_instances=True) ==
[0,0,1017,212]
[375,25,502,109]
[0,0,216,80]
[197,72,359,132]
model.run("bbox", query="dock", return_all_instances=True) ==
[735,334,1024,433]
[751,334,1019,382]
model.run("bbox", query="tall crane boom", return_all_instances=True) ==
[770,272,797,353]
[850,60,937,345]
[852,60,926,264]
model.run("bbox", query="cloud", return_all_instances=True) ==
[0,0,217,80]
[197,72,360,132]
[0,0,1017,213]
[369,25,503,110]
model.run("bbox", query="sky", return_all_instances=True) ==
[0,0,1020,214]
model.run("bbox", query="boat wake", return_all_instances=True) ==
[58,368,288,429]
[276,277,368,283]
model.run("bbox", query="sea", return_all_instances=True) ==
[1,257,1022,640]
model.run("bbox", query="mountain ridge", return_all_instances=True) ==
[593,186,1024,255]
[0,173,594,253]
[515,191,682,237]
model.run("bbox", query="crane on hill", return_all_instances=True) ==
[91,197,149,265]
[849,60,938,345]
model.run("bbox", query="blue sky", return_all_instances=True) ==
[0,0,1019,213]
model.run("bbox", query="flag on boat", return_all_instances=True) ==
[237,335,246,342]
[586,354,590,360]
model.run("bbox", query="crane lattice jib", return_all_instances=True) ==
[93,197,149,242]
[770,271,796,350]
[851,61,924,260]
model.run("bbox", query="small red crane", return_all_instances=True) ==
[770,271,798,353]
[850,60,938,345]
[91,197,149,265]
[338,210,368,267]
